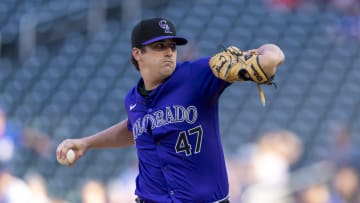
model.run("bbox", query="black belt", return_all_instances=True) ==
[135,197,230,203]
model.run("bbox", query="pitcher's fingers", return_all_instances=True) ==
[56,141,71,159]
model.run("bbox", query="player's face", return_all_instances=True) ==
[138,39,177,80]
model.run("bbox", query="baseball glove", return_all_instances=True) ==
[209,46,276,106]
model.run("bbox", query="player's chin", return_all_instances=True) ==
[161,63,176,75]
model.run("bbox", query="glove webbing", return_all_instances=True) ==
[225,47,277,107]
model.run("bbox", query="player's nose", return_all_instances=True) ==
[164,48,173,57]
[165,49,173,57]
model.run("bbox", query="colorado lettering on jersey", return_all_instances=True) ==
[132,105,198,139]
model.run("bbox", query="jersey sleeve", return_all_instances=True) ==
[127,121,132,132]
[124,88,135,131]
[179,57,232,99]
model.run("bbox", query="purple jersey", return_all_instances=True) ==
[125,57,231,203]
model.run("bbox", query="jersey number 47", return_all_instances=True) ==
[175,125,203,156]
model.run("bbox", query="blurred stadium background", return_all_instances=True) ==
[1,0,360,202]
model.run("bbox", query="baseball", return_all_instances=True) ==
[66,149,75,164]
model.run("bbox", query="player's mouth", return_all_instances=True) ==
[163,60,174,64]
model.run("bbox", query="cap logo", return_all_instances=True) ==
[159,20,172,34]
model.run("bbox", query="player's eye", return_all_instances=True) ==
[149,42,176,52]
[168,43,176,51]
[155,43,165,49]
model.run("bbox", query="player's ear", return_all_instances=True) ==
[132,47,142,61]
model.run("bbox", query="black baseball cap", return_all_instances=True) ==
[131,18,187,47]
